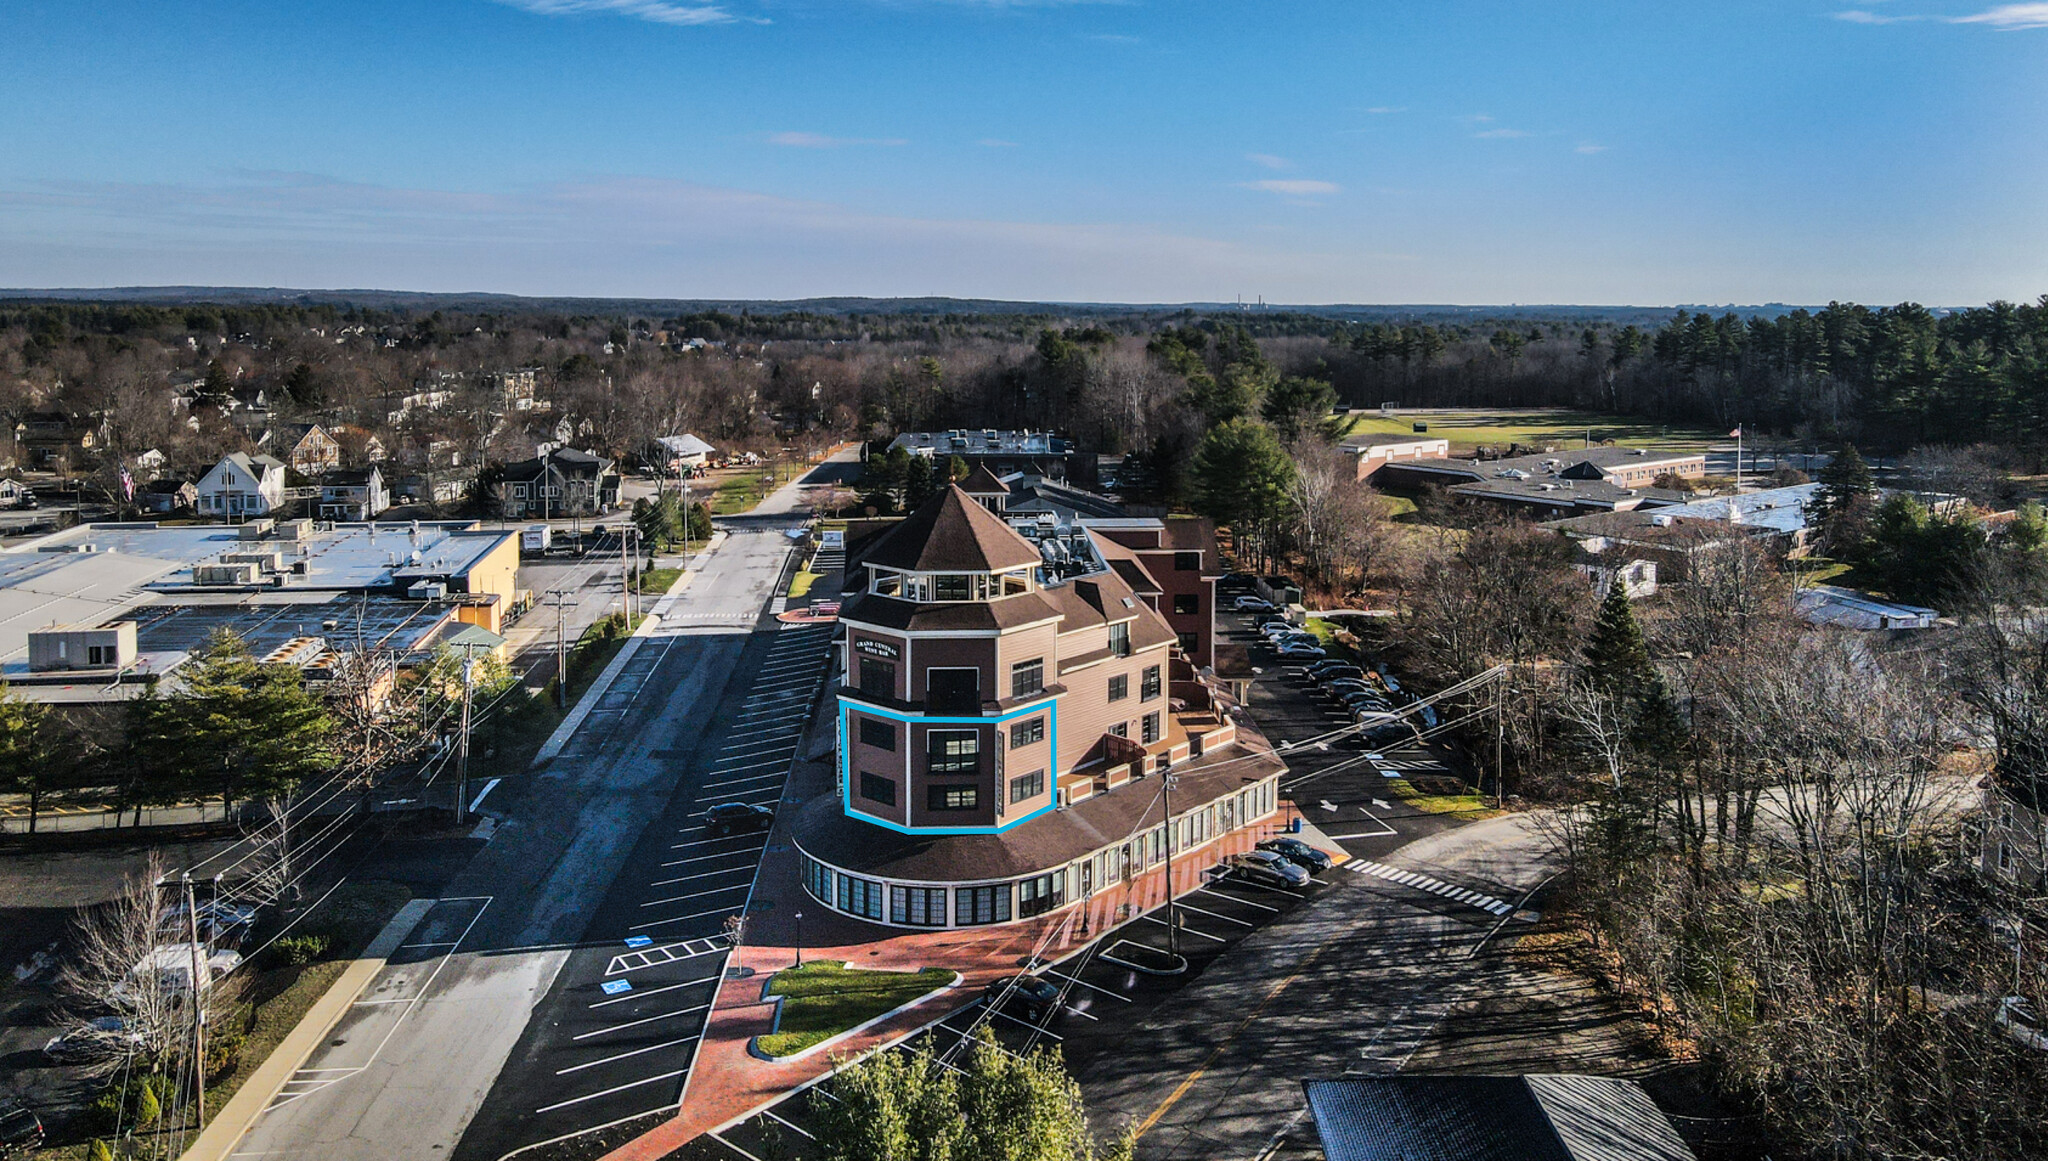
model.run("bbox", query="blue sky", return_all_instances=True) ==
[1,0,2043,304]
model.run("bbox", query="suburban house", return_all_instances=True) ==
[318,466,391,521]
[486,368,545,413]
[1341,436,1452,482]
[791,485,1283,930]
[496,448,619,519]
[1983,776,2048,888]
[196,452,288,518]
[12,410,98,471]
[270,422,342,476]
[138,477,198,514]
[0,477,34,509]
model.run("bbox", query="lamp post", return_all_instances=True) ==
[1162,770,1181,960]
[793,910,804,968]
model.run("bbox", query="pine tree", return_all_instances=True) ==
[1582,576,1652,696]
[1813,444,1876,555]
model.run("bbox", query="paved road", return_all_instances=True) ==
[230,452,853,1161]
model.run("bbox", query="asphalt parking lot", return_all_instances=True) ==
[453,619,837,1161]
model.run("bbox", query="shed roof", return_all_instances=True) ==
[1303,1075,1697,1161]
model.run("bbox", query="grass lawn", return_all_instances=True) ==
[755,962,954,1058]
[1386,776,1502,819]
[788,569,822,599]
[710,471,778,515]
[636,566,683,594]
[1336,407,1724,456]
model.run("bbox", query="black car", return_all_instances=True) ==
[1258,837,1333,875]
[982,974,1063,1022]
[0,1099,43,1157]
[701,801,774,835]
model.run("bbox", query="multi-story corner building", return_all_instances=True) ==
[790,486,1285,930]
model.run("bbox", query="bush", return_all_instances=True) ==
[272,933,332,966]
[207,1025,247,1079]
[88,1073,172,1133]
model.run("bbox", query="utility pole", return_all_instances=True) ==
[1494,669,1506,810]
[1162,770,1181,961]
[620,527,634,623]
[454,645,476,826]
[545,589,573,709]
[183,873,206,1128]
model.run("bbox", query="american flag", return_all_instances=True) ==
[119,463,134,501]
[1728,426,1742,438]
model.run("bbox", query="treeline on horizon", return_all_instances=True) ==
[5,294,2045,467]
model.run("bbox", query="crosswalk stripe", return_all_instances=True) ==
[1351,861,1514,915]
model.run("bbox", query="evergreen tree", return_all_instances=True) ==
[1190,418,1294,569]
[152,630,337,809]
[1582,576,1653,697]
[0,682,69,834]
[1812,444,1876,555]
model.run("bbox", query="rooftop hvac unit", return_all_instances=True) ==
[271,518,314,541]
[408,580,448,601]
[194,562,260,585]
[237,519,276,540]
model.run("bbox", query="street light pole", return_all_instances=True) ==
[1162,770,1180,960]
[793,910,804,968]
[454,644,476,826]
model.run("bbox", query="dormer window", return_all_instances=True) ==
[935,574,972,602]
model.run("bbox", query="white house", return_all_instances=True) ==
[196,453,287,518]
[654,434,715,473]
[317,466,391,521]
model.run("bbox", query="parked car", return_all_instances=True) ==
[983,974,1064,1022]
[1233,596,1276,613]
[1255,620,1294,636]
[43,1017,146,1063]
[1308,658,1359,676]
[1257,837,1333,875]
[0,1098,44,1157]
[1325,679,1373,696]
[701,801,774,835]
[158,900,259,947]
[1312,665,1365,684]
[111,945,243,1003]
[1342,692,1394,713]
[1378,672,1402,694]
[1276,643,1327,660]
[1224,850,1311,890]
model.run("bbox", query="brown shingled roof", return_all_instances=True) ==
[862,485,1043,573]
[958,464,1009,495]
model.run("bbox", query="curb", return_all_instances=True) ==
[533,555,707,765]
[178,897,434,1161]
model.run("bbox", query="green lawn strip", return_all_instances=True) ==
[788,569,821,599]
[1385,777,1503,819]
[636,566,682,594]
[755,962,954,1058]
[710,472,776,515]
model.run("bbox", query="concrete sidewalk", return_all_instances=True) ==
[178,898,434,1161]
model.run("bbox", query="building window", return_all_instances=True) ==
[1010,658,1044,700]
[1142,712,1161,744]
[1172,594,1199,615]
[512,483,528,499]
[1009,716,1045,748]
[890,885,948,927]
[859,717,897,751]
[1177,631,1200,655]
[927,668,980,714]
[955,884,1011,926]
[87,645,114,666]
[1110,721,1128,739]
[1018,871,1066,918]
[1108,674,1129,701]
[859,773,897,807]
[1174,551,1200,571]
[935,574,971,601]
[1141,665,1162,701]
[859,656,897,698]
[1009,769,1046,804]
[1109,622,1132,657]
[927,730,979,775]
[802,856,834,904]
[928,783,980,812]
[838,874,883,920]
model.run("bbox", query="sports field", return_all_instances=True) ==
[1335,408,1726,455]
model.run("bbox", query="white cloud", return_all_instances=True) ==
[491,0,737,26]
[1240,179,1338,196]
[1953,3,2048,28]
[1576,143,1609,154]
[767,131,908,147]
[1246,153,1291,170]
[1474,128,1532,139]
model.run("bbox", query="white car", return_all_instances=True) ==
[1233,596,1276,613]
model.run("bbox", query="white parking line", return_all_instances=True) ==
[698,788,782,803]
[629,907,747,932]
[662,849,761,864]
[640,883,749,907]
[556,1034,700,1075]
[571,1003,710,1041]
[704,757,789,774]
[701,772,787,790]
[983,1007,1064,1040]
[708,1131,769,1161]
[1040,969,1133,1003]
[1172,902,1254,928]
[590,975,719,1009]
[534,1069,687,1114]
[762,1109,816,1140]
[1195,886,1280,913]
[671,833,765,849]
[1139,914,1228,943]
